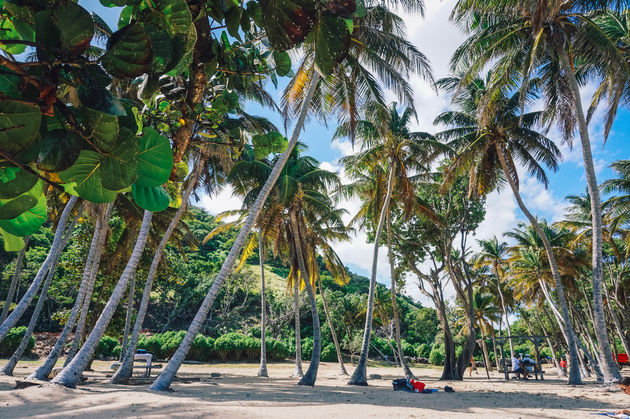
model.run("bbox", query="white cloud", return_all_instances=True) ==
[195,186,242,222]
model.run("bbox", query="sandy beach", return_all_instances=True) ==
[0,360,627,418]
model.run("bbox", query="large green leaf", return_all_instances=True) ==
[101,129,138,190]
[50,2,94,56]
[59,150,117,203]
[0,167,37,199]
[0,194,37,220]
[0,102,42,155]
[83,107,119,152]
[0,17,26,55]
[0,187,47,236]
[101,22,152,78]
[37,130,81,172]
[136,128,173,187]
[0,229,25,252]
[273,51,292,76]
[313,12,350,76]
[0,65,21,98]
[132,184,170,211]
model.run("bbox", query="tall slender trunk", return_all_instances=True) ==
[64,204,112,366]
[492,338,500,371]
[348,164,396,386]
[258,230,268,378]
[112,168,201,384]
[120,273,136,360]
[559,50,620,382]
[386,211,414,379]
[493,266,514,357]
[291,210,321,386]
[53,211,153,388]
[317,273,348,375]
[1,236,30,323]
[0,196,78,343]
[496,143,582,385]
[480,336,491,378]
[292,269,303,378]
[30,203,112,381]
[534,308,565,377]
[149,73,321,392]
[1,211,80,376]
[603,281,630,358]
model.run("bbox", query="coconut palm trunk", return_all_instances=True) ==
[291,210,321,386]
[559,50,621,383]
[1,236,30,324]
[493,266,514,357]
[495,143,582,385]
[112,171,201,384]
[52,210,153,388]
[534,309,565,377]
[148,73,320,392]
[293,270,304,378]
[348,163,396,386]
[64,204,113,366]
[386,212,414,379]
[258,230,269,378]
[1,210,80,376]
[120,273,137,360]
[0,196,78,343]
[30,203,112,381]
[317,273,348,375]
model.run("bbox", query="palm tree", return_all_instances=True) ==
[0,236,30,324]
[0,195,79,343]
[450,0,622,382]
[340,102,439,384]
[435,73,583,384]
[474,237,514,356]
[29,202,113,381]
[53,210,153,388]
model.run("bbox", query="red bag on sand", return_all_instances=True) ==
[409,379,425,393]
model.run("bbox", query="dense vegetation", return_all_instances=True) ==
[1,0,629,396]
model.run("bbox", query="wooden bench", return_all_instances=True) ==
[506,364,544,380]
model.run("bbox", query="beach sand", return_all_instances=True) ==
[0,360,627,418]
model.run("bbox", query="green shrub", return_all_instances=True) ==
[137,334,163,358]
[416,343,430,358]
[214,332,251,361]
[266,338,290,361]
[188,334,213,361]
[160,330,186,358]
[321,343,337,362]
[401,339,415,357]
[301,337,313,360]
[429,344,445,365]
[0,326,35,357]
[95,335,119,359]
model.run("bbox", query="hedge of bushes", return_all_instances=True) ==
[93,331,292,362]
[0,327,35,357]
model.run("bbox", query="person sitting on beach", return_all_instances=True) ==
[522,354,534,379]
[559,357,567,373]
[617,377,630,416]
[511,354,525,379]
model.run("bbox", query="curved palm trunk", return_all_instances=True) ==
[293,272,304,377]
[348,164,396,386]
[149,73,320,392]
[534,309,565,377]
[480,336,491,378]
[1,211,80,376]
[386,212,414,379]
[0,196,78,343]
[30,204,112,381]
[1,236,30,324]
[317,274,348,375]
[258,230,269,378]
[64,205,112,366]
[52,210,153,388]
[559,51,621,383]
[496,143,582,385]
[291,211,321,386]
[112,171,200,384]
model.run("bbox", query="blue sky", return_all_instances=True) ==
[83,0,630,302]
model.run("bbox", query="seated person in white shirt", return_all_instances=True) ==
[511,355,525,379]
